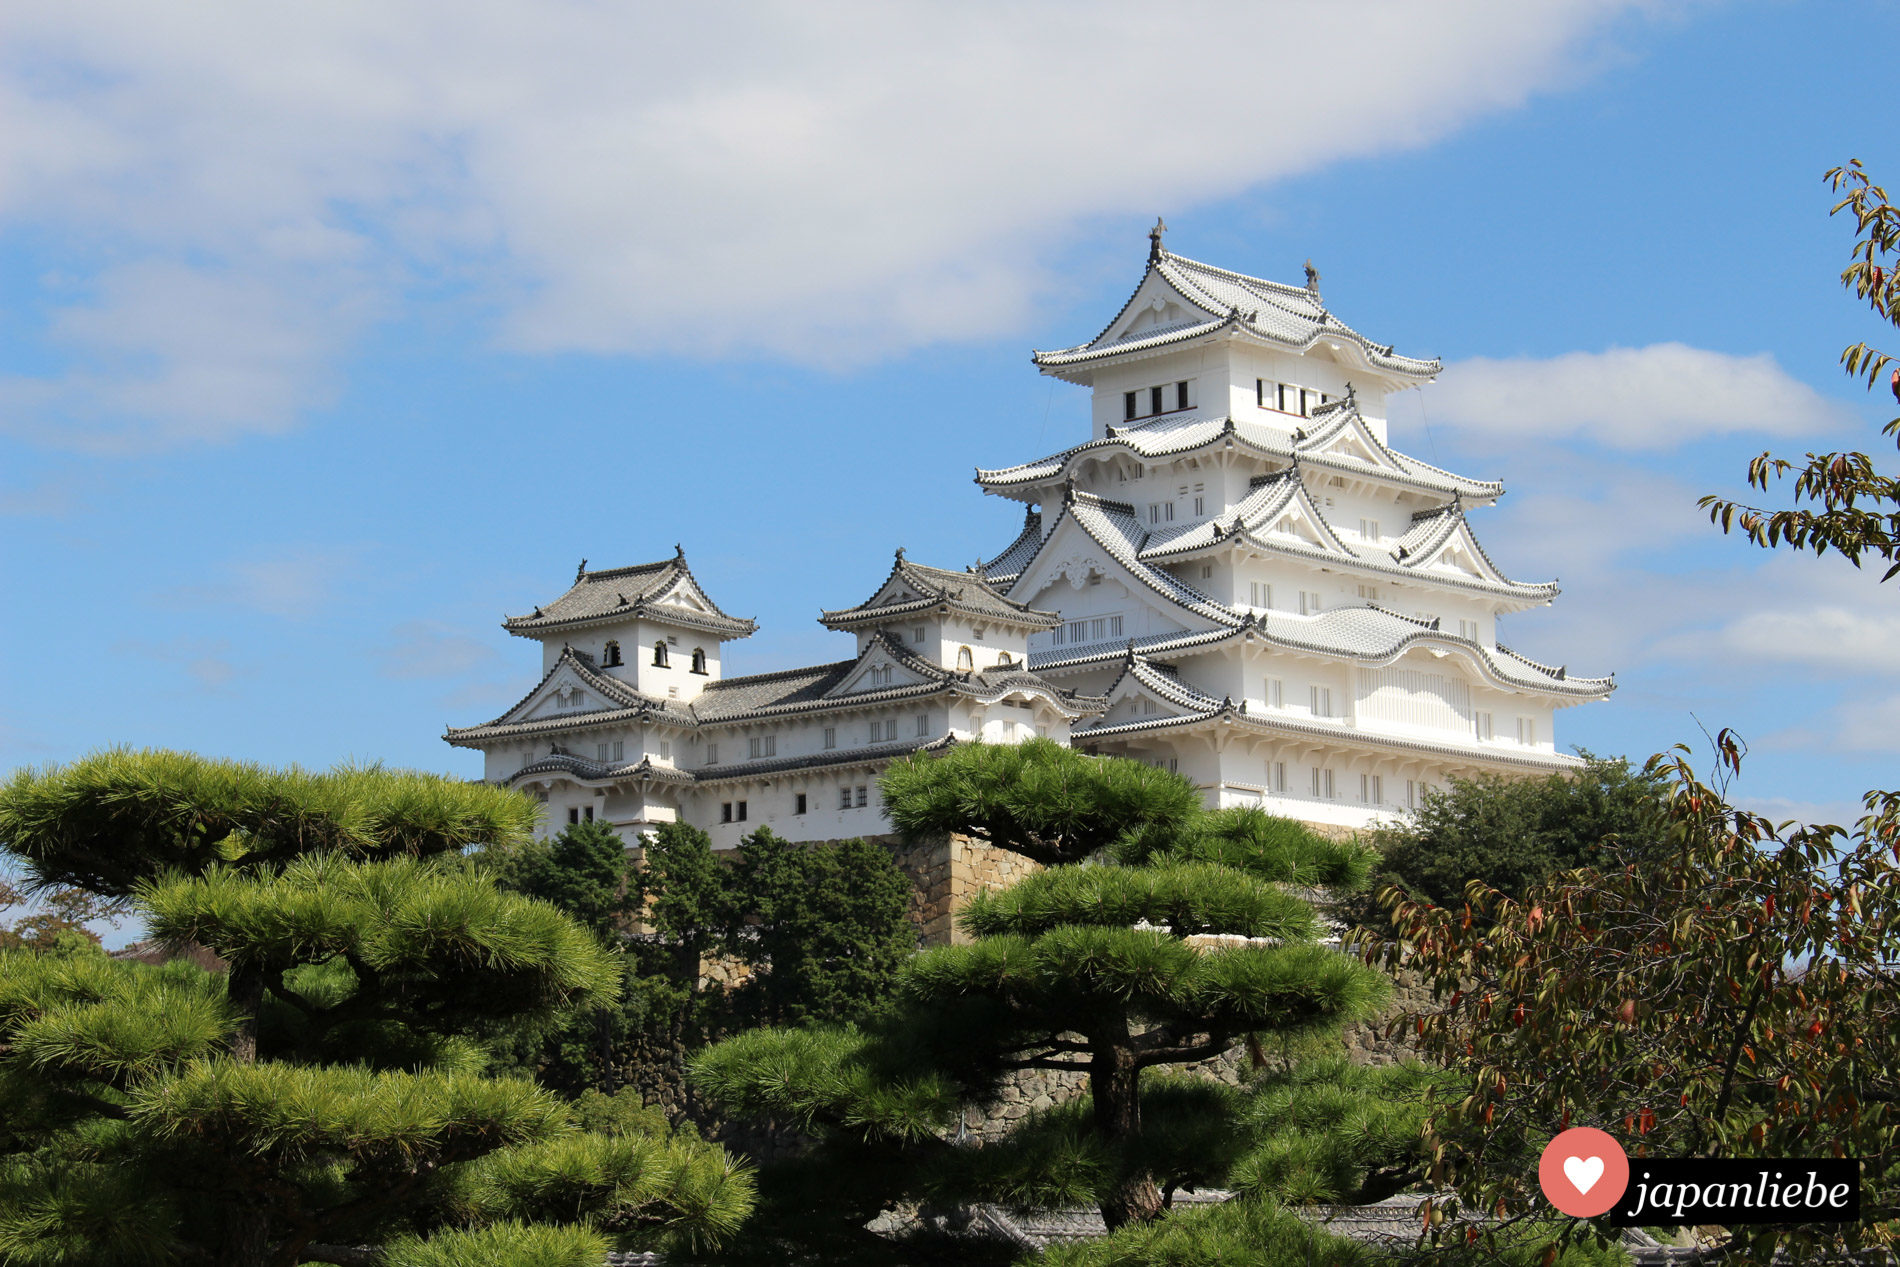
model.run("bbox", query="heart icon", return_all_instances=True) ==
[1540,1128,1627,1217]
[1564,1155,1605,1194]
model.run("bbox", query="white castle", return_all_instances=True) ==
[446,227,1611,850]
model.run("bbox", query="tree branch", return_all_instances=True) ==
[1134,1038,1233,1069]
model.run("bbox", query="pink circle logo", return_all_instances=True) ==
[1538,1127,1630,1217]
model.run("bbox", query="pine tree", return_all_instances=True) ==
[0,747,753,1267]
[692,738,1396,1248]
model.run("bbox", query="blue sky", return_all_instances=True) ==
[5,0,1900,876]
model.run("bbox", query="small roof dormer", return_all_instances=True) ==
[1031,229,1440,392]
[818,549,1061,635]
[503,548,757,642]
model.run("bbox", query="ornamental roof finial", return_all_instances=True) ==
[1149,217,1167,263]
[576,558,588,581]
[895,545,906,561]
[1304,258,1320,293]
[674,543,685,559]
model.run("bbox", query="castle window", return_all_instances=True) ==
[706,743,718,764]
[1150,385,1164,415]
[1475,711,1494,741]
[823,727,836,750]
[916,713,930,736]
[1457,619,1481,641]
[656,740,668,760]
[1123,390,1138,420]
[603,640,622,667]
[956,646,973,671]
[912,625,926,643]
[652,642,669,667]
[569,807,580,825]
[1516,717,1537,745]
[1265,677,1284,708]
[736,800,747,822]
[1361,774,1382,804]
[795,793,807,815]
[691,648,708,674]
[1310,686,1333,717]
[1176,381,1189,411]
[748,735,776,759]
[1356,584,1380,601]
[1271,761,1287,793]
[1299,591,1322,616]
[839,786,852,810]
[855,785,868,808]
[1359,519,1381,542]
[1200,565,1213,579]
[1250,581,1272,608]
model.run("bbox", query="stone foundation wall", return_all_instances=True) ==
[862,832,1041,946]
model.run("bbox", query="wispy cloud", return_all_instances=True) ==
[1430,344,1851,450]
[154,547,359,620]
[112,637,246,692]
[379,620,501,681]
[0,0,1658,449]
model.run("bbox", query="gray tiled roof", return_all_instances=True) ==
[693,632,1106,725]
[1029,625,1243,673]
[976,408,1500,501]
[1125,466,1554,602]
[502,550,757,638]
[444,647,697,745]
[977,507,1045,583]
[1266,606,1608,693]
[696,734,957,784]
[1077,702,1588,771]
[820,551,1060,631]
[1031,248,1441,380]
[1022,489,1241,628]
[516,752,695,785]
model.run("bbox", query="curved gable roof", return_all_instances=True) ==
[503,549,756,639]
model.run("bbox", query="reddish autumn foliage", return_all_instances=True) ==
[1356,732,1900,1263]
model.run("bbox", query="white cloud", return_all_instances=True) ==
[0,261,352,452]
[1716,606,1900,675]
[112,637,245,691]
[379,621,501,681]
[1430,344,1851,450]
[0,0,1658,448]
[155,548,360,620]
[1736,795,1866,831]
[1798,693,1900,755]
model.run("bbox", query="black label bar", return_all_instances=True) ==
[1608,1159,1859,1226]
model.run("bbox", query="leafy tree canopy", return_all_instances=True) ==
[0,748,753,1267]
[695,738,1402,1249]
[1360,754,1669,921]
[1370,165,1900,1266]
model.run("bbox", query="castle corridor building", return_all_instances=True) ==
[446,230,1611,856]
